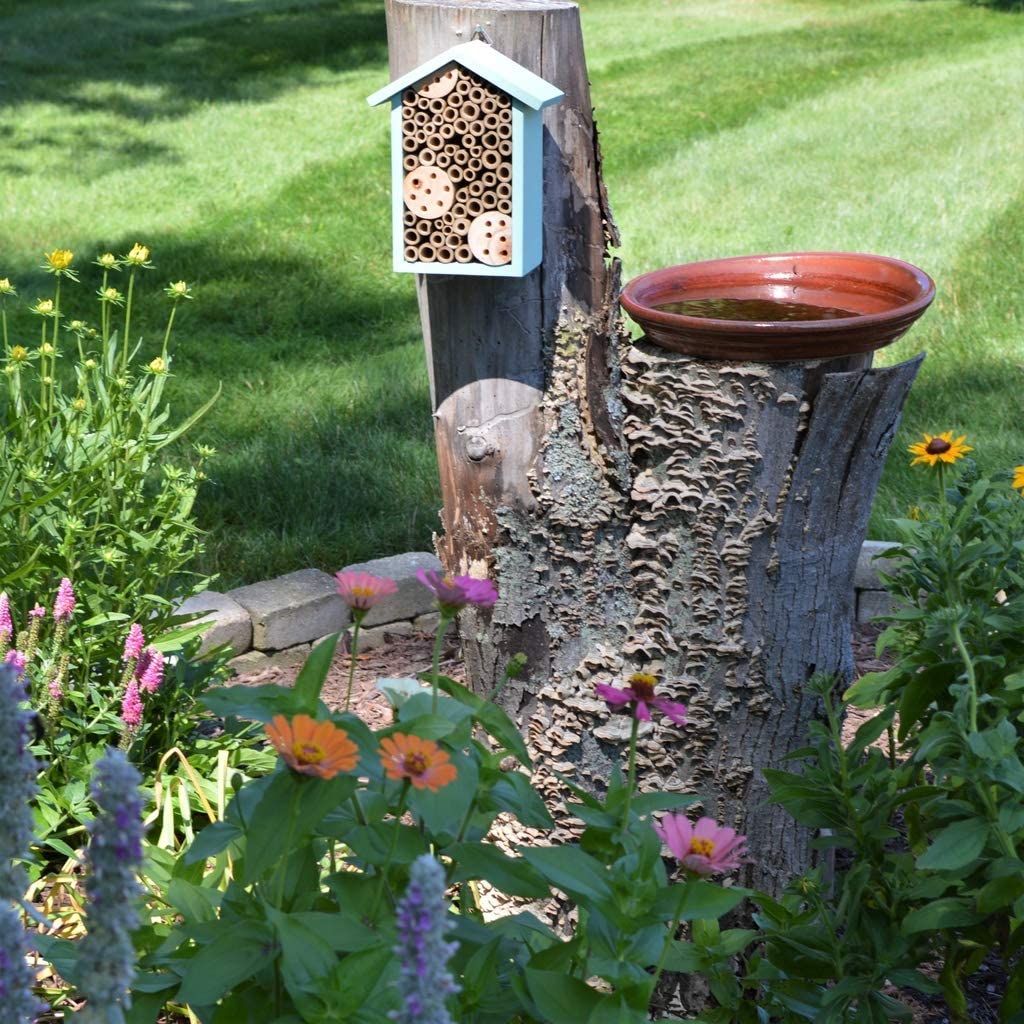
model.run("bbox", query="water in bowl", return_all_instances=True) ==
[653,296,860,322]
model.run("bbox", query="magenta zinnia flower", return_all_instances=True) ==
[53,578,76,621]
[595,673,687,725]
[334,571,399,613]
[122,624,145,662]
[120,680,143,727]
[417,569,498,616]
[135,647,163,694]
[654,814,748,876]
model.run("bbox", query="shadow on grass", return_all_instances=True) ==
[0,0,386,120]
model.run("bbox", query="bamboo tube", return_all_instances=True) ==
[481,171,497,187]
[434,151,452,168]
[404,245,419,262]
[403,153,419,171]
[404,210,417,227]
[452,117,470,136]
[480,189,498,206]
[498,139,512,156]
[429,98,446,115]
[439,122,456,140]
[454,245,474,263]
[497,198,512,214]
[498,106,511,123]
[465,197,484,216]
[417,218,433,236]
[455,148,470,165]
[415,110,431,127]
[467,180,484,197]
[430,230,445,246]
[425,132,443,150]
[480,97,497,114]
[441,105,459,123]
[414,127,428,143]
[481,150,500,170]
[483,114,500,130]
[451,202,468,218]
[497,123,511,140]
[469,86,486,103]
[436,246,455,264]
[443,143,458,155]
[440,211,455,227]
[444,232,461,247]
[496,162,512,182]
[447,90,463,108]
[453,216,472,235]
[402,135,419,153]
[481,131,499,150]
[468,120,487,137]
[402,104,416,121]
[404,228,420,245]
[496,181,511,198]
[455,77,472,97]
[403,89,417,105]
[416,94,432,111]
[460,102,480,122]
[447,164,464,183]
[417,243,436,261]
[467,156,483,173]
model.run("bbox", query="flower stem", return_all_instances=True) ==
[344,617,362,712]
[122,269,136,373]
[429,613,451,714]
[161,303,177,361]
[949,619,978,733]
[621,713,641,831]
[370,781,409,919]
[274,786,301,909]
[649,888,686,997]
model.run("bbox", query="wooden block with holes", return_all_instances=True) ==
[368,40,563,276]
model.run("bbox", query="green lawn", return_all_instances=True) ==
[2,0,1022,587]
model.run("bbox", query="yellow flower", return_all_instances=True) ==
[908,432,972,468]
[124,243,151,267]
[72,397,87,412]
[0,278,16,296]
[8,346,28,362]
[95,252,119,269]
[45,248,73,271]
[907,505,923,521]
[32,298,55,317]
[1013,465,1024,494]
[100,286,124,305]
[165,280,192,301]
[147,356,167,374]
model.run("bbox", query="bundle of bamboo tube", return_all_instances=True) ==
[401,65,513,266]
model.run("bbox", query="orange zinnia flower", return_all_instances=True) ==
[379,733,457,791]
[265,714,358,779]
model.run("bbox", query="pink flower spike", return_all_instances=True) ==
[53,578,76,621]
[654,813,748,877]
[0,593,11,639]
[122,623,145,662]
[48,678,63,701]
[29,604,46,619]
[4,649,26,672]
[121,679,143,727]
[416,569,498,615]
[136,647,164,693]
[334,571,399,612]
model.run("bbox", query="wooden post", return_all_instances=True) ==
[383,0,634,713]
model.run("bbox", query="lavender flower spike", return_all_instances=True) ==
[390,854,460,1024]
[0,664,43,1022]
[77,749,144,1023]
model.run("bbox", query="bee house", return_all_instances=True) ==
[367,40,563,277]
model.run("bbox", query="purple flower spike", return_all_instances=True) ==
[416,569,498,616]
[53,577,75,621]
[0,594,11,643]
[136,647,164,693]
[122,623,145,662]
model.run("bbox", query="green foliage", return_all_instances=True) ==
[756,468,1024,1022]
[0,248,218,675]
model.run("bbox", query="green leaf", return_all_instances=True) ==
[523,969,604,1023]
[266,905,338,998]
[977,873,1024,914]
[521,845,613,904]
[901,897,985,934]
[657,880,748,922]
[200,683,314,723]
[293,632,340,712]
[916,818,989,871]
[435,674,531,765]
[447,842,551,898]
[176,920,277,1005]
[181,819,242,867]
[487,769,554,828]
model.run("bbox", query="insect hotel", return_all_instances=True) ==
[367,39,563,276]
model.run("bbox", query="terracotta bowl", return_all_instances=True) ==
[619,252,935,361]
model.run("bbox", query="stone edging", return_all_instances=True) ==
[177,542,902,673]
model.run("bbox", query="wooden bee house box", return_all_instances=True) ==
[367,40,563,277]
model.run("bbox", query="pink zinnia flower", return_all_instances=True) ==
[29,604,45,619]
[122,624,145,662]
[0,593,12,640]
[121,679,143,727]
[416,569,498,616]
[654,814,748,877]
[53,578,76,621]
[135,647,164,693]
[595,673,687,725]
[334,571,399,613]
[4,649,26,672]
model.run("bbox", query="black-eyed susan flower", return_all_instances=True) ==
[1013,466,1024,495]
[908,431,972,468]
[265,714,359,780]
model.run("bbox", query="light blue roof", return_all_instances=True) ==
[367,40,563,110]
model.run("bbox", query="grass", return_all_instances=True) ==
[1,0,1022,587]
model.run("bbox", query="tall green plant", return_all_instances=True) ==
[0,247,219,678]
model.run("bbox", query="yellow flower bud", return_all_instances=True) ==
[0,278,15,296]
[125,243,151,266]
[101,286,123,304]
[33,298,55,316]
[39,342,55,356]
[84,358,98,370]
[97,252,118,269]
[9,346,28,362]
[45,248,74,271]
[148,356,167,374]
[73,397,87,412]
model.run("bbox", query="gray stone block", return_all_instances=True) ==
[176,590,253,655]
[338,551,442,627]
[854,540,901,590]
[857,590,898,623]
[350,619,415,652]
[228,643,311,676]
[412,612,456,637]
[229,568,350,651]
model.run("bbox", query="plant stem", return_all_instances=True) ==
[161,303,177,360]
[122,269,136,373]
[649,888,686,997]
[429,613,451,714]
[344,616,362,712]
[621,713,640,831]
[949,619,978,733]
[370,781,409,919]
[274,785,302,909]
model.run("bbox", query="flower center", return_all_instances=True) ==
[627,672,657,701]
[925,437,952,455]
[351,586,375,598]
[293,740,324,765]
[690,837,716,857]
[403,752,428,776]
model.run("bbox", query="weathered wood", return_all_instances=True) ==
[384,0,634,712]
[619,345,924,891]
